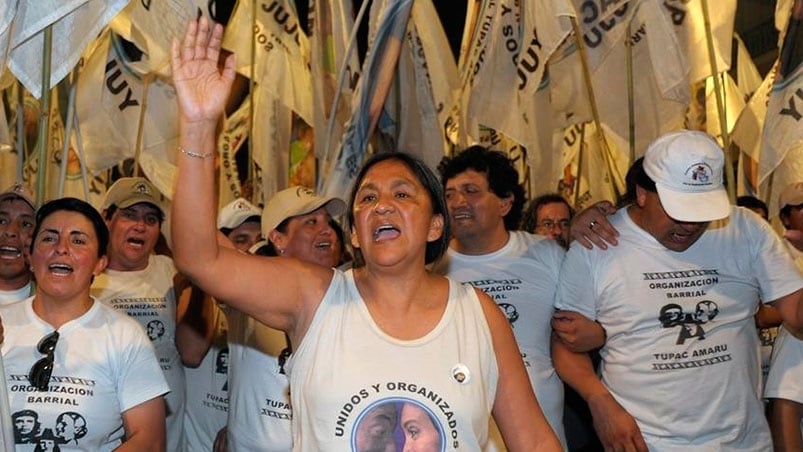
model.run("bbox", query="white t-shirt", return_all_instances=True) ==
[1,296,168,451]
[0,281,32,306]
[289,270,498,451]
[555,206,803,450]
[183,304,229,452]
[435,231,567,450]
[224,307,293,451]
[91,254,185,451]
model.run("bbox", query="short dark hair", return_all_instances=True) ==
[32,198,109,258]
[736,196,768,219]
[521,193,574,232]
[437,145,525,230]
[103,203,165,225]
[219,216,261,237]
[617,157,656,207]
[348,152,450,265]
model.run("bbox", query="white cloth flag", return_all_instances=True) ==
[379,0,457,171]
[110,0,208,77]
[309,0,361,162]
[223,0,314,125]
[759,0,803,193]
[319,0,413,198]
[517,0,573,97]
[551,0,688,155]
[8,0,128,99]
[661,0,736,83]
[251,84,292,203]
[75,30,179,173]
[732,69,774,195]
[0,0,18,86]
[218,94,251,207]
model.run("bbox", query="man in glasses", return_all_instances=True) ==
[0,183,35,305]
[435,146,576,450]
[522,193,573,250]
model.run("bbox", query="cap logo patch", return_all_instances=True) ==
[684,163,713,186]
[134,182,151,195]
[296,187,314,197]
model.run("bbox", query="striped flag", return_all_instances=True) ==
[7,0,128,99]
[319,0,413,198]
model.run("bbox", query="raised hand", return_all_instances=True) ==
[171,17,237,125]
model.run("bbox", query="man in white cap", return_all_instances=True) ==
[0,183,35,305]
[765,181,803,451]
[90,177,188,451]
[179,197,263,451]
[552,130,803,451]
[223,186,345,451]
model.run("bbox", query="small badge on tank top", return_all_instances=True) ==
[451,363,471,384]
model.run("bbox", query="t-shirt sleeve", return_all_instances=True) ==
[116,320,170,412]
[554,246,597,320]
[747,214,803,303]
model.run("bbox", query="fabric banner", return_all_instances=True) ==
[75,30,179,174]
[0,0,17,86]
[660,0,736,83]
[109,0,205,76]
[252,83,292,204]
[758,0,803,215]
[732,69,774,195]
[7,0,128,99]
[319,0,413,198]
[218,94,251,207]
[223,0,314,124]
[308,0,361,163]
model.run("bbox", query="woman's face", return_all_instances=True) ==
[401,403,441,452]
[31,210,107,300]
[351,160,443,269]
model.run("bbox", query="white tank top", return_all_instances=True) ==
[288,269,499,451]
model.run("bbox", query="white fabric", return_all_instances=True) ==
[555,206,803,450]
[1,296,168,451]
[765,326,803,405]
[183,305,229,452]
[224,308,292,451]
[435,231,567,450]
[0,282,31,306]
[289,270,498,451]
[91,254,185,452]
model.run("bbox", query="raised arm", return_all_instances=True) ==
[477,290,561,451]
[170,18,333,337]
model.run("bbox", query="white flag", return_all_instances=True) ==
[8,0,129,99]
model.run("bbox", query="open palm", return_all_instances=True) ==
[171,17,237,124]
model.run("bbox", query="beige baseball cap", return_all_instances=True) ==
[779,182,803,209]
[643,130,730,222]
[261,186,346,236]
[102,177,167,216]
[0,183,35,210]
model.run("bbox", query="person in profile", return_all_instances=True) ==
[400,402,443,452]
[54,412,87,445]
[13,409,40,443]
[34,428,61,452]
[354,402,398,452]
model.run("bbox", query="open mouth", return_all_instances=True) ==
[372,224,400,241]
[0,245,22,260]
[314,241,332,250]
[48,263,73,275]
[127,237,146,247]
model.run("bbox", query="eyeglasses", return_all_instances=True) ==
[28,331,59,391]
[536,219,570,231]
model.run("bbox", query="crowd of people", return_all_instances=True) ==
[1,16,803,452]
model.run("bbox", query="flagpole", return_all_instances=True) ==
[248,0,257,199]
[625,21,636,163]
[701,0,736,203]
[58,70,79,198]
[132,74,153,178]
[569,16,622,201]
[71,99,90,201]
[15,83,25,182]
[574,123,586,208]
[35,25,53,206]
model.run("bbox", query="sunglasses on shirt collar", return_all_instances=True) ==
[28,330,59,391]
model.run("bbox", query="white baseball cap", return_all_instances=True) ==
[217,198,262,230]
[643,130,730,222]
[262,186,346,237]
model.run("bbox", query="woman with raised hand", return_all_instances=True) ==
[0,198,168,450]
[170,17,560,451]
